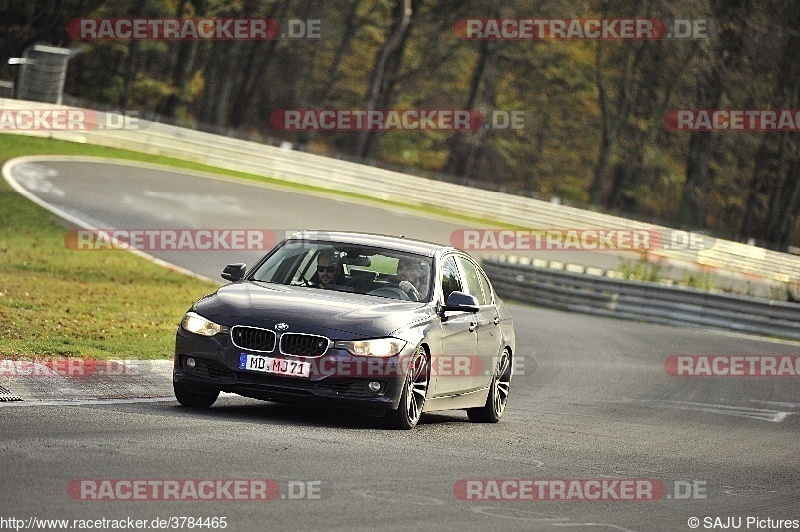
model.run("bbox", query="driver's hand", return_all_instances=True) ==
[399,281,420,301]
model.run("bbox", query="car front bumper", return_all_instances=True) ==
[174,328,407,413]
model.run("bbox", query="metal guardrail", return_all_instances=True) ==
[483,256,800,340]
[1,98,799,285]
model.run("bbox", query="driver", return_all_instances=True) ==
[396,257,426,301]
[315,249,341,289]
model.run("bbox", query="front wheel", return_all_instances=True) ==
[174,380,219,408]
[384,347,429,429]
[467,349,511,423]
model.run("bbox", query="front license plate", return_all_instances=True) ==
[239,354,310,377]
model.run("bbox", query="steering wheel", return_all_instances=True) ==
[367,287,410,300]
[292,274,312,287]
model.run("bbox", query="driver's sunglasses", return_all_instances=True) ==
[317,265,337,273]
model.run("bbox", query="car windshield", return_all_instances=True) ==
[249,239,433,302]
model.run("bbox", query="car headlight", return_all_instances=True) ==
[181,312,222,337]
[335,338,407,357]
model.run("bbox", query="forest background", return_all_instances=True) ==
[2,0,799,251]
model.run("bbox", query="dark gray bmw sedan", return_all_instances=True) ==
[173,231,515,429]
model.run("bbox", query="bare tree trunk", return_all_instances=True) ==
[161,0,198,117]
[318,0,363,105]
[768,159,800,248]
[119,40,139,108]
[196,41,241,127]
[353,0,414,159]
[227,0,293,128]
[589,39,642,206]
[679,0,748,228]
[740,5,800,249]
[444,38,492,179]
[215,43,240,127]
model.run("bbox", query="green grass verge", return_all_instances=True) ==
[0,134,223,360]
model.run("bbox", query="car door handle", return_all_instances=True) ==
[469,321,477,332]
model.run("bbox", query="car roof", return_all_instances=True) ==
[286,230,456,257]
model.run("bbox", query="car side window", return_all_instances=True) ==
[477,267,494,305]
[457,256,489,306]
[440,256,463,302]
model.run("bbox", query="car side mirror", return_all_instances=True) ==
[442,291,480,313]
[221,263,246,282]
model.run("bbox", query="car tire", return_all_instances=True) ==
[174,381,220,408]
[467,349,511,423]
[384,346,429,430]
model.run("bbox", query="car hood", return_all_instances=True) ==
[193,281,431,339]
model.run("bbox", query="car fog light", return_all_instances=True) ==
[368,381,381,392]
[186,357,196,369]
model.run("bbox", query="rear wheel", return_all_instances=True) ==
[174,381,219,408]
[384,346,429,429]
[467,349,511,423]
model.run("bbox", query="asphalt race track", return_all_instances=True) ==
[4,158,663,278]
[1,158,799,531]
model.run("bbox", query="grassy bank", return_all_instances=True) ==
[0,134,224,359]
